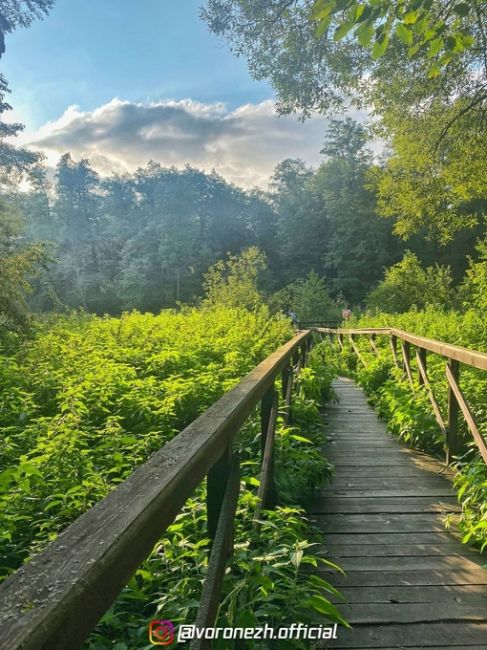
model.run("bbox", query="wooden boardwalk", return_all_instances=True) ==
[311,378,487,649]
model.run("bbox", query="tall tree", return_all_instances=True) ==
[202,0,487,240]
[317,118,402,303]
[52,154,102,310]
[271,158,328,283]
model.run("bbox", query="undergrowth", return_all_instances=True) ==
[0,309,345,648]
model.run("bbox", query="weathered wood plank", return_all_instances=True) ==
[312,497,460,514]
[318,482,454,493]
[323,532,462,545]
[317,569,487,587]
[321,543,481,558]
[319,467,444,479]
[339,602,487,624]
[320,623,487,648]
[320,555,483,572]
[315,513,456,533]
[330,584,487,604]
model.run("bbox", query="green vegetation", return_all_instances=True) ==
[88,340,346,649]
[1,0,487,644]
[326,309,487,551]
[0,299,347,647]
[0,305,290,574]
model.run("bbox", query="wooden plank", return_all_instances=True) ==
[317,569,487,587]
[323,532,461,546]
[339,647,487,650]
[0,332,312,650]
[322,622,487,648]
[312,497,460,514]
[330,583,487,604]
[254,391,278,518]
[316,513,455,533]
[319,467,445,479]
[321,543,481,558]
[321,555,483,572]
[401,340,415,387]
[327,450,415,458]
[416,349,447,437]
[339,602,487,624]
[318,487,455,496]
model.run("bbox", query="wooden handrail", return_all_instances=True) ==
[318,327,487,371]
[0,330,313,650]
[316,327,487,466]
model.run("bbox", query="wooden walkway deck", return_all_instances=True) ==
[311,378,487,649]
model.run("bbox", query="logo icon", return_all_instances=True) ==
[149,620,175,646]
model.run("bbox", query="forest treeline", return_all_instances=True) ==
[2,117,485,325]
[1,0,486,330]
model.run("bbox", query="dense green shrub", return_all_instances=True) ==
[0,311,345,647]
[366,251,453,312]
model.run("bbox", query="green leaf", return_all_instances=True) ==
[408,42,421,57]
[334,20,355,41]
[371,33,389,59]
[403,10,419,25]
[356,22,375,47]
[427,37,444,58]
[304,595,350,627]
[315,17,331,38]
[396,23,414,46]
[311,0,334,20]
[453,2,471,17]
[428,63,441,78]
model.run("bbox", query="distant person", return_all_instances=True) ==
[288,310,300,328]
[342,309,352,321]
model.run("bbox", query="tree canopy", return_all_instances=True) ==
[202,0,487,240]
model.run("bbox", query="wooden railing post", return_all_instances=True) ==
[390,334,400,368]
[446,359,461,463]
[401,340,414,386]
[418,347,427,386]
[192,455,241,649]
[260,386,278,508]
[281,364,291,400]
[369,334,379,355]
[207,445,232,541]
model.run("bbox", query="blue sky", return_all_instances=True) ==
[3,0,271,128]
[2,0,347,187]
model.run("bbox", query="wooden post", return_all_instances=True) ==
[281,364,291,400]
[207,445,232,541]
[401,341,414,386]
[390,335,400,368]
[192,455,241,649]
[369,334,379,355]
[418,347,427,386]
[446,359,461,463]
[260,387,278,508]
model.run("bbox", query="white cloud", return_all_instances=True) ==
[22,98,368,188]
